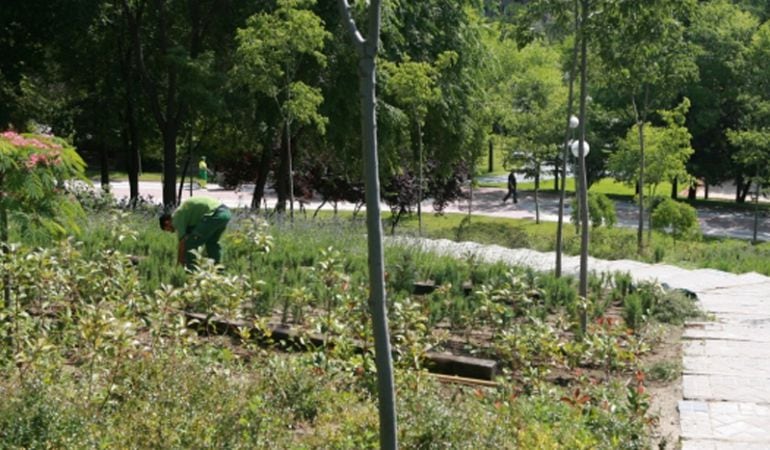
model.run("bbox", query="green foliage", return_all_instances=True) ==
[653,290,704,325]
[571,192,617,229]
[623,293,644,332]
[608,98,695,197]
[234,0,330,131]
[0,131,87,240]
[651,198,700,241]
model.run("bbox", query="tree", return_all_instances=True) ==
[609,98,694,244]
[380,54,444,234]
[593,0,698,253]
[121,0,235,207]
[337,1,397,449]
[684,0,758,201]
[0,131,87,244]
[651,198,699,242]
[726,20,770,243]
[502,42,566,224]
[234,0,330,215]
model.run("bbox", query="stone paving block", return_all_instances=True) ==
[683,439,770,450]
[684,355,770,378]
[683,328,770,343]
[683,374,770,403]
[680,400,770,443]
[684,323,770,343]
[684,340,770,358]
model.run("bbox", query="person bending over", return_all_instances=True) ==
[160,196,231,269]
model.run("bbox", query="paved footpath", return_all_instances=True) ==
[395,237,770,449]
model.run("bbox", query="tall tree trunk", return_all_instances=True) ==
[124,94,140,204]
[736,174,744,203]
[634,93,646,254]
[251,130,279,211]
[687,183,696,200]
[417,118,423,236]
[276,128,289,213]
[577,0,590,335]
[534,169,540,224]
[671,177,678,199]
[704,182,709,199]
[487,139,493,173]
[100,141,110,189]
[337,1,397,448]
[162,126,178,206]
[555,0,580,278]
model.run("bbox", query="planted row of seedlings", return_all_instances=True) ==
[0,205,703,448]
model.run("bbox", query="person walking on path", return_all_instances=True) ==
[502,170,518,204]
[159,196,231,269]
[198,156,208,189]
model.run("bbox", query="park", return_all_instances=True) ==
[2,1,770,449]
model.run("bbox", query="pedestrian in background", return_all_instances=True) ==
[502,170,518,204]
[198,156,208,189]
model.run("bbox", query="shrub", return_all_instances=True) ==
[623,293,643,331]
[651,198,700,241]
[571,192,617,229]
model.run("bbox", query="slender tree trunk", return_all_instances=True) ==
[338,2,397,448]
[357,53,397,450]
[124,92,140,204]
[488,139,493,173]
[671,177,678,199]
[555,0,580,278]
[100,141,110,189]
[417,119,423,236]
[634,100,646,254]
[162,127,178,206]
[177,130,193,202]
[276,128,289,213]
[287,119,295,221]
[704,182,709,199]
[687,184,696,200]
[553,167,559,191]
[251,133,277,211]
[534,169,540,224]
[577,0,590,335]
[753,170,760,245]
[0,174,9,309]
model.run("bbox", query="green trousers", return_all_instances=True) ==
[182,205,231,269]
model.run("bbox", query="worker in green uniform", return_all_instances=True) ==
[159,196,231,269]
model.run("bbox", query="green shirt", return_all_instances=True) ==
[172,196,221,240]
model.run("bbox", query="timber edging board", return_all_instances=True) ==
[184,311,498,381]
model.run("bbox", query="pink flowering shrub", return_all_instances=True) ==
[0,130,87,240]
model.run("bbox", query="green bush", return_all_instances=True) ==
[651,198,700,241]
[571,192,617,229]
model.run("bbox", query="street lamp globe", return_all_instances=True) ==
[569,115,580,129]
[570,139,590,158]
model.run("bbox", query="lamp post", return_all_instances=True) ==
[570,137,590,335]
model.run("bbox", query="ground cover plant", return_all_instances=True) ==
[0,196,703,448]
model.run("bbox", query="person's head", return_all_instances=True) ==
[201,156,206,161]
[159,212,174,232]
